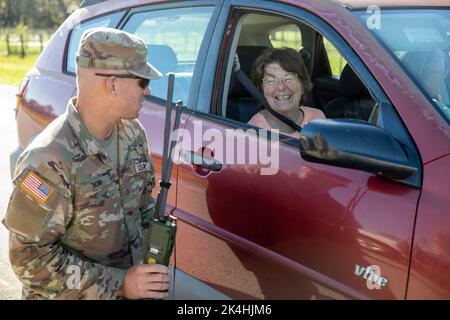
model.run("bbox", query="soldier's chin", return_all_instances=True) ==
[125,110,140,120]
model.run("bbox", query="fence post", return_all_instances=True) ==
[40,34,44,52]
[20,34,25,58]
[6,33,11,56]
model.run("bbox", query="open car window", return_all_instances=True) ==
[220,11,378,141]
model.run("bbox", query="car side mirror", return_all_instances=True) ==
[299,119,418,181]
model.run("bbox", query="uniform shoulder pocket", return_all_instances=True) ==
[3,170,63,242]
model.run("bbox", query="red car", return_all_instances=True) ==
[11,0,450,299]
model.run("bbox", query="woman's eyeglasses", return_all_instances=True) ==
[262,73,298,87]
[95,73,150,89]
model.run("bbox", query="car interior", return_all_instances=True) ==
[401,49,450,107]
[221,12,378,127]
[120,8,202,105]
[145,44,192,103]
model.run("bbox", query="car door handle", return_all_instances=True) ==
[183,151,222,172]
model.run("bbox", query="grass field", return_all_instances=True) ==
[0,29,51,86]
[0,54,38,86]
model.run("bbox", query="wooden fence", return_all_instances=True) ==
[1,30,52,57]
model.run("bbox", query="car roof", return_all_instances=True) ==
[82,0,450,10]
[79,0,449,22]
[338,0,449,10]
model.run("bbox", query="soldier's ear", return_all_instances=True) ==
[105,77,117,96]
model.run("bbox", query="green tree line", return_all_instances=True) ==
[0,0,81,29]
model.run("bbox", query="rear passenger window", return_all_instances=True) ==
[123,7,214,104]
[323,37,347,77]
[269,24,302,51]
[66,12,124,74]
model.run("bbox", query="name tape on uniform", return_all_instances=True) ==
[135,161,149,173]
[20,171,55,204]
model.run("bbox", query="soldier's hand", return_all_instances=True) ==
[120,264,170,299]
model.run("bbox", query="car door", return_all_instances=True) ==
[173,0,422,300]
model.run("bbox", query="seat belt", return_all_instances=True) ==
[233,56,302,133]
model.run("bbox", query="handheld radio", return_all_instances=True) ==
[143,74,183,266]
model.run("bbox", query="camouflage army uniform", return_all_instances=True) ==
[3,97,155,299]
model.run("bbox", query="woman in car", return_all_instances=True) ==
[248,47,325,138]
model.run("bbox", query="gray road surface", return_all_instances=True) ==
[0,84,22,299]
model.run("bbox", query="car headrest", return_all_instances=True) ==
[299,47,312,71]
[228,46,269,99]
[338,64,369,97]
[147,44,178,75]
[401,49,447,96]
[403,49,447,74]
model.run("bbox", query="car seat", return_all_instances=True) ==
[323,64,376,120]
[226,46,269,122]
[401,49,449,105]
[147,44,190,103]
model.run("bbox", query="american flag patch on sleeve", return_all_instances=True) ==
[20,171,55,204]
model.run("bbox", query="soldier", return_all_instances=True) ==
[2,27,170,299]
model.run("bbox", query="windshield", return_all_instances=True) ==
[354,9,450,123]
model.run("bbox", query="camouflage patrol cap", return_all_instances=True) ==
[76,27,162,80]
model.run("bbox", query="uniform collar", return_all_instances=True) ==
[66,98,136,168]
[66,98,112,165]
